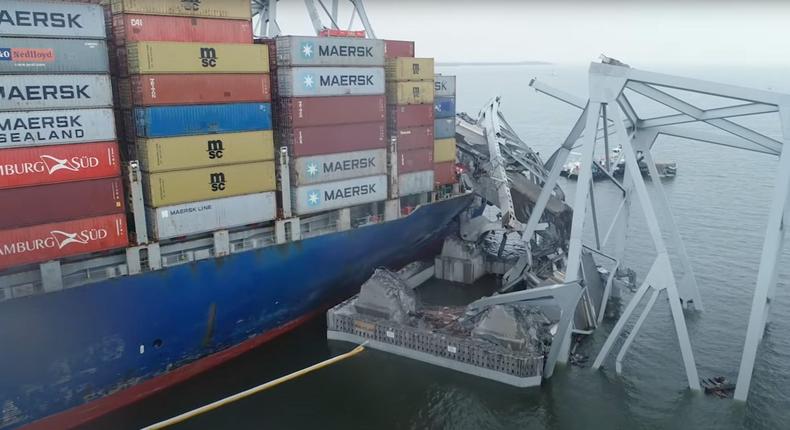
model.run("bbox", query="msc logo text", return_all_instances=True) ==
[200,47,217,68]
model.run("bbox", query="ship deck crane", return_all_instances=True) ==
[251,0,376,38]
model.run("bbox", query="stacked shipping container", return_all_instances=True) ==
[434,74,458,186]
[274,36,389,215]
[0,0,128,270]
[384,48,436,197]
[110,0,278,240]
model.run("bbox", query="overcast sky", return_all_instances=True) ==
[268,1,790,66]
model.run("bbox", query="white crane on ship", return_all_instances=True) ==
[251,0,376,38]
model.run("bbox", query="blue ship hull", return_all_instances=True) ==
[0,195,473,429]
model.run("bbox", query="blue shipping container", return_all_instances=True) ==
[134,103,272,138]
[434,96,456,119]
[434,118,455,139]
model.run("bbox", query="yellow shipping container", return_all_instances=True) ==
[434,138,457,163]
[138,131,274,173]
[127,42,269,74]
[385,58,435,82]
[111,0,252,19]
[386,81,434,105]
[143,161,277,207]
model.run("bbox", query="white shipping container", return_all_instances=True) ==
[147,192,277,240]
[291,148,387,186]
[434,75,456,97]
[292,174,388,215]
[276,36,385,67]
[0,108,116,148]
[399,170,434,196]
[0,75,113,111]
[277,67,385,97]
[0,1,107,39]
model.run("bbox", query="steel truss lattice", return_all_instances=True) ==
[522,61,790,399]
[251,0,376,38]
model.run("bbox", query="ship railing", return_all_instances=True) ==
[1,190,450,303]
[300,212,340,240]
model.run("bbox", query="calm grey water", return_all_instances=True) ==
[87,65,790,430]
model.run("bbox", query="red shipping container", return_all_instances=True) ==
[393,126,433,151]
[119,74,271,107]
[113,14,253,45]
[398,148,433,174]
[388,104,434,128]
[0,142,121,189]
[384,40,415,58]
[279,95,386,128]
[0,178,125,230]
[0,214,128,270]
[281,122,387,157]
[434,161,458,186]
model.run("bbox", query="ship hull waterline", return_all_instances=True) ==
[0,194,474,430]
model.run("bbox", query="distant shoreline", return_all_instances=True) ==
[436,61,553,66]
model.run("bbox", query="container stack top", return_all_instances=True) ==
[0,0,129,271]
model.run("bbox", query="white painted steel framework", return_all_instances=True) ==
[251,0,376,38]
[523,61,790,399]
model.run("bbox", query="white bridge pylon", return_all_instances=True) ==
[523,61,790,399]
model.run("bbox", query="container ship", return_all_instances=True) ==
[0,1,470,428]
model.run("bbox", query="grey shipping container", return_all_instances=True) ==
[276,36,385,67]
[146,192,277,240]
[0,1,107,39]
[0,108,116,148]
[434,75,457,97]
[0,38,109,74]
[434,118,455,139]
[398,170,434,196]
[0,75,113,111]
[292,174,388,215]
[291,148,387,186]
[277,67,385,97]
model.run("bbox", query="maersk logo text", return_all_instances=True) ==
[323,157,375,173]
[319,74,374,87]
[324,183,376,201]
[0,9,83,29]
[0,84,90,101]
[318,45,373,58]
[0,114,84,145]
